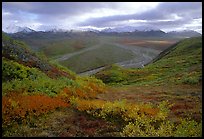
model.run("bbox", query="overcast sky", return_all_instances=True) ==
[2,2,202,33]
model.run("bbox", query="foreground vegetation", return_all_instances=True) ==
[2,33,202,137]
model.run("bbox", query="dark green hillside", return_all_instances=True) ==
[94,37,202,85]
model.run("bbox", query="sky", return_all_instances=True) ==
[2,2,202,33]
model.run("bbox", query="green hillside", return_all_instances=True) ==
[42,39,98,59]
[95,37,202,86]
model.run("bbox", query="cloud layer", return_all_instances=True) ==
[2,2,202,33]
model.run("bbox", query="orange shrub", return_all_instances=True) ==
[75,88,87,98]
[75,99,106,111]
[140,107,159,116]
[57,87,73,102]
[2,93,69,125]
[58,81,105,101]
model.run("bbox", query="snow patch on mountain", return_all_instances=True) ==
[101,25,161,33]
[3,25,35,33]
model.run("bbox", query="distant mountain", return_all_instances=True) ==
[4,24,202,39]
[47,28,67,33]
[3,25,35,33]
[101,26,160,33]
[101,28,113,33]
[131,30,167,37]
[5,25,201,40]
[167,30,201,38]
[78,28,100,33]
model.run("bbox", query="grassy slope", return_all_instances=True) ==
[43,39,99,59]
[59,44,135,73]
[95,37,202,86]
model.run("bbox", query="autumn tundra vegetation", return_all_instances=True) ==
[2,32,202,137]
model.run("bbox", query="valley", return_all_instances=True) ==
[77,42,162,76]
[9,31,178,73]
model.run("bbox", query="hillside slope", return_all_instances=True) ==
[2,33,107,136]
[90,37,202,137]
[2,32,75,79]
[94,37,202,85]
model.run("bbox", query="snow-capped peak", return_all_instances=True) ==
[3,25,35,33]
[20,27,35,33]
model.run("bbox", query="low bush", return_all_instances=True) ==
[70,98,202,137]
[2,93,69,128]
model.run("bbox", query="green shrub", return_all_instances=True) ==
[174,118,202,137]
[2,77,75,97]
[2,58,44,82]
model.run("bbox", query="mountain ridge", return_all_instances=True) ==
[3,25,201,36]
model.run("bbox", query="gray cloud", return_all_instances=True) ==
[2,2,124,28]
[79,2,202,27]
[2,2,121,17]
[2,2,202,33]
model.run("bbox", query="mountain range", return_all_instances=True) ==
[101,25,160,33]
[3,25,202,38]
